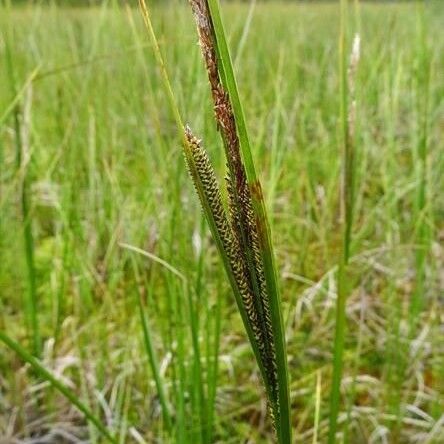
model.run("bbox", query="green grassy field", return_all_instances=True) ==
[0,1,443,443]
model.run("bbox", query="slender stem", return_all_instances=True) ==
[4,33,41,358]
[410,0,430,331]
[328,0,352,442]
[131,257,173,432]
[0,331,117,444]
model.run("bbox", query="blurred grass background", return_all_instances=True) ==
[0,1,443,442]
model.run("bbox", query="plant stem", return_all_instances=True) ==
[329,0,354,442]
[4,33,41,358]
[0,331,117,443]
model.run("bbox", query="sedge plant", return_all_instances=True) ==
[139,0,291,442]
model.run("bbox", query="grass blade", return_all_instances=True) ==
[0,331,117,444]
[4,34,41,358]
[328,2,360,442]
[130,256,173,432]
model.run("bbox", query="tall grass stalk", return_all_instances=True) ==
[410,0,431,331]
[130,255,173,432]
[4,31,41,358]
[328,0,358,442]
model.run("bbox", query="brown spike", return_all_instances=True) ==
[188,0,280,419]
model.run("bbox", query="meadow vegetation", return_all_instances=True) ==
[0,1,443,442]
